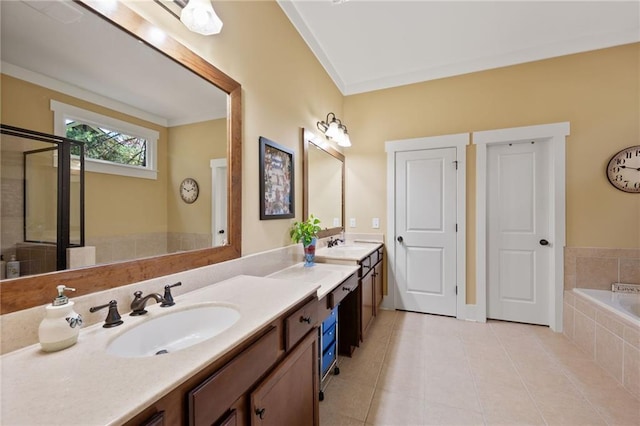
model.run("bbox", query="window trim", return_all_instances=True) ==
[51,100,159,180]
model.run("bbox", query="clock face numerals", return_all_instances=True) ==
[607,145,640,193]
[180,178,199,203]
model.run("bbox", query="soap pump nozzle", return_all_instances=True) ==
[53,285,76,306]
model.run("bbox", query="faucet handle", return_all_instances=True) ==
[161,282,182,307]
[89,300,123,328]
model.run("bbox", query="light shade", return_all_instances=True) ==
[317,112,352,147]
[181,0,223,36]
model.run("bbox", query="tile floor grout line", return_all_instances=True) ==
[488,322,550,426]
[533,329,612,425]
[457,331,489,426]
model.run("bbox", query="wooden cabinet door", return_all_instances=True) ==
[361,268,374,339]
[373,261,383,314]
[250,330,319,426]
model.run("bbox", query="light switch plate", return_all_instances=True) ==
[349,218,356,228]
[372,218,380,229]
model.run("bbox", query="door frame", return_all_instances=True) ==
[473,122,569,331]
[210,158,227,246]
[385,133,468,319]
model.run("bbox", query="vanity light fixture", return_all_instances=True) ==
[317,112,352,147]
[180,0,223,35]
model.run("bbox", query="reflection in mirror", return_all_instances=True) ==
[0,0,241,315]
[302,129,345,238]
[1,0,229,278]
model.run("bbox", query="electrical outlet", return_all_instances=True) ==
[333,217,340,227]
[372,218,380,229]
[349,218,356,228]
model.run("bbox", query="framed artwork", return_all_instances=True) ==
[259,136,295,220]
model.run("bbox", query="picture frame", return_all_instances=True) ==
[259,136,295,220]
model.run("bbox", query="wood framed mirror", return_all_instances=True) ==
[0,1,242,314]
[302,128,344,238]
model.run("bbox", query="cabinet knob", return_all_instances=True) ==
[255,408,266,419]
[300,316,312,324]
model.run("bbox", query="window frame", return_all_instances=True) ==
[51,100,159,180]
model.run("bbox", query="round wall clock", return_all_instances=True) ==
[606,145,640,193]
[179,178,199,203]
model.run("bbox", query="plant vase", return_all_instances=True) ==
[303,237,317,267]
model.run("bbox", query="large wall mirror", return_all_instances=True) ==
[0,0,242,314]
[302,129,344,238]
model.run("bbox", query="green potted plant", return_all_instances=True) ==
[290,214,322,266]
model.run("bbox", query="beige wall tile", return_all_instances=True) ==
[565,247,577,290]
[623,343,640,399]
[620,258,640,284]
[574,310,596,357]
[576,256,618,290]
[564,302,575,340]
[594,324,624,383]
[595,309,625,338]
[624,325,640,349]
[575,297,597,319]
[564,290,576,307]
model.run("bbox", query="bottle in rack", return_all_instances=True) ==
[6,255,19,278]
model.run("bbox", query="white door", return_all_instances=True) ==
[210,159,227,246]
[395,148,458,316]
[487,141,550,325]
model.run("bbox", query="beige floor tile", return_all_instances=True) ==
[481,401,545,426]
[320,311,639,426]
[320,407,366,426]
[365,388,425,425]
[423,400,485,426]
[424,371,482,413]
[377,360,425,400]
[321,376,376,422]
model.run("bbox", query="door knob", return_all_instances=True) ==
[397,236,403,243]
[539,239,549,246]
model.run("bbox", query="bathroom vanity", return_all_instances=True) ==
[1,276,322,426]
[315,242,385,350]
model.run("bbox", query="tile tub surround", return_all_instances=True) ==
[564,289,640,400]
[0,244,303,354]
[565,247,640,291]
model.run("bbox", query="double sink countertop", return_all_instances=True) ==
[1,243,382,426]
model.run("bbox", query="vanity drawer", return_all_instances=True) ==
[188,326,279,426]
[285,297,319,351]
[328,274,358,309]
[321,342,337,375]
[322,307,337,330]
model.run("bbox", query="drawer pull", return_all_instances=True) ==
[342,286,351,292]
[300,316,312,324]
[255,407,266,419]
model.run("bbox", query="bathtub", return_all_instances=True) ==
[566,288,640,399]
[573,288,640,327]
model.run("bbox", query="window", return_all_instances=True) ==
[51,100,158,179]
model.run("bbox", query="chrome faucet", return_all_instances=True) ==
[130,291,165,316]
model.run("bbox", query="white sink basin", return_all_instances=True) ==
[106,305,240,358]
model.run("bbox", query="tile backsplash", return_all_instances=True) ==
[565,247,640,290]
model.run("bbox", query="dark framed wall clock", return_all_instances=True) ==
[179,177,199,203]
[606,145,640,193]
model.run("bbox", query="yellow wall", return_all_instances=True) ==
[167,118,227,234]
[344,43,640,302]
[125,0,344,254]
[1,74,169,237]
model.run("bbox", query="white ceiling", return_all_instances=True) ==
[278,0,640,95]
[1,1,227,127]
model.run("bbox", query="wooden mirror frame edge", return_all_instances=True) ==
[301,128,345,239]
[0,0,242,315]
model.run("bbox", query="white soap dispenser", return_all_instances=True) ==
[38,285,83,352]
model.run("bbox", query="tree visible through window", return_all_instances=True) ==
[66,120,148,167]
